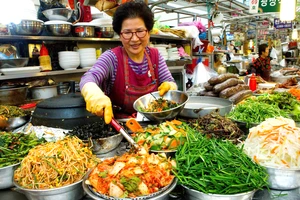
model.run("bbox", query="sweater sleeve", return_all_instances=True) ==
[79,50,118,92]
[157,52,176,84]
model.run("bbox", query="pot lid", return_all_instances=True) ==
[35,81,86,109]
[36,93,86,108]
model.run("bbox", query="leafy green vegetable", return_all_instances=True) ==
[291,104,300,121]
[120,176,141,192]
[227,100,289,125]
[0,132,45,168]
[173,134,269,195]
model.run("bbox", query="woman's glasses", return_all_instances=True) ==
[120,30,148,40]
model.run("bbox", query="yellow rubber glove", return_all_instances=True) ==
[81,82,113,124]
[158,81,178,96]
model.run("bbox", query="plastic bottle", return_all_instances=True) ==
[39,43,52,71]
[249,73,257,91]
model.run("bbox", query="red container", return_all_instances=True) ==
[249,73,257,91]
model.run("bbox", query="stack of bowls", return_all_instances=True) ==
[58,51,80,70]
[154,44,169,61]
[167,47,180,61]
[77,48,97,68]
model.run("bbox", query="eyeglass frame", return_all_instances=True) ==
[120,29,149,40]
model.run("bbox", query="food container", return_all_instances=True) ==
[13,179,84,200]
[9,19,44,36]
[30,85,58,100]
[183,185,256,200]
[0,163,19,189]
[87,133,124,154]
[0,85,28,106]
[44,21,72,36]
[265,166,300,190]
[180,96,233,118]
[82,168,178,200]
[133,90,189,122]
[42,8,73,21]
[96,26,114,38]
[0,58,29,68]
[73,23,95,37]
[0,114,31,131]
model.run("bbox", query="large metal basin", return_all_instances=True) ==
[0,163,19,189]
[265,166,300,190]
[180,96,233,118]
[183,185,256,200]
[133,90,189,122]
[13,179,84,200]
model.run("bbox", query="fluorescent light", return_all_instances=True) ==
[280,0,296,21]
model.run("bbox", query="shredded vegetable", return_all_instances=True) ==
[14,136,99,189]
[242,117,300,169]
[132,119,193,151]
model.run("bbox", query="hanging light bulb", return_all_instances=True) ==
[280,0,296,21]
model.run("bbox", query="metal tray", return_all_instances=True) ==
[179,96,233,119]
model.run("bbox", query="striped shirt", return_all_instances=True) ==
[79,46,175,94]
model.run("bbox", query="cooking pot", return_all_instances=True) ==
[31,81,98,129]
[0,85,28,106]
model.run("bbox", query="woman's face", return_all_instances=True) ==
[120,17,150,58]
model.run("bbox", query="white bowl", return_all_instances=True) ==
[77,48,96,53]
[59,60,80,70]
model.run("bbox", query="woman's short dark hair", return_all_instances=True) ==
[113,1,154,35]
[258,43,268,56]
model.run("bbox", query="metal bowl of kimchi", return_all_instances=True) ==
[133,90,189,122]
[83,152,176,199]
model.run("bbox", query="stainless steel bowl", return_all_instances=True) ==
[0,58,29,68]
[265,166,300,190]
[87,133,124,154]
[97,26,114,38]
[0,85,28,106]
[0,163,19,189]
[45,23,72,36]
[73,24,95,37]
[13,179,84,200]
[133,90,189,122]
[0,114,31,131]
[183,185,256,200]
[9,20,44,36]
[42,8,73,21]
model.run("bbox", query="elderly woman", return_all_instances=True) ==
[80,1,177,124]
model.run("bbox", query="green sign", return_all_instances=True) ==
[259,0,280,12]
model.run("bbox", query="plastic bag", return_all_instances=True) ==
[193,62,218,87]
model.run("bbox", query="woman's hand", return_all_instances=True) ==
[158,81,177,96]
[81,82,113,124]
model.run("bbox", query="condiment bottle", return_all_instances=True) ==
[39,43,52,71]
[249,73,257,91]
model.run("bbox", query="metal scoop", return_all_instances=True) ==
[110,118,139,149]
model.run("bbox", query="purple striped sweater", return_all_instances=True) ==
[79,46,176,94]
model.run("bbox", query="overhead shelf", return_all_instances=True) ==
[0,34,191,42]
[0,68,89,80]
